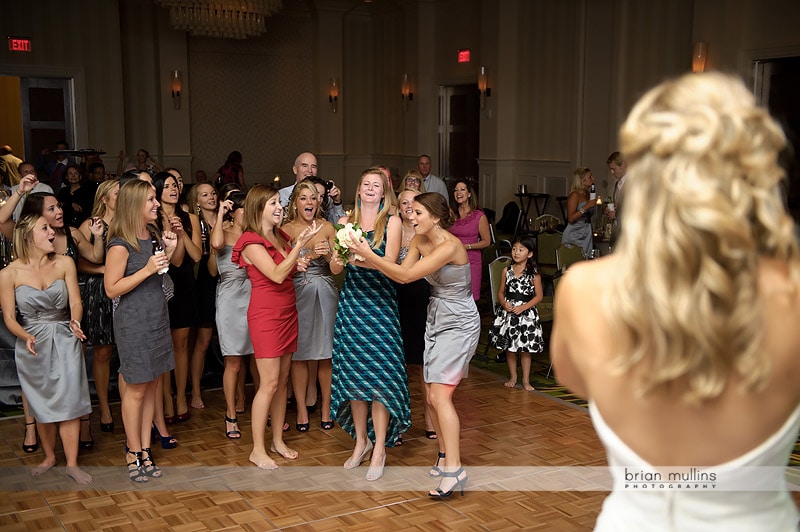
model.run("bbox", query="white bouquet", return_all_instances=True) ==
[334,222,365,262]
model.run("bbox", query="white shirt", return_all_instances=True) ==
[423,174,449,203]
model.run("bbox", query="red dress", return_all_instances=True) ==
[232,231,298,358]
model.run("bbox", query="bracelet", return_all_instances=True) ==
[467,244,471,250]
[333,201,342,206]
[70,319,81,329]
[579,207,585,214]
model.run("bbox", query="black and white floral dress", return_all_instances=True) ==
[488,266,544,353]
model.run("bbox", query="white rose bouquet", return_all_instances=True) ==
[333,222,365,262]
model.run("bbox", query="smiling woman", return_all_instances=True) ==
[232,184,321,471]
[330,167,410,483]
[0,213,92,485]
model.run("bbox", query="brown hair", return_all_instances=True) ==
[241,184,288,249]
[415,192,455,229]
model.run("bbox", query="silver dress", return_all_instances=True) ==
[292,257,338,361]
[14,280,91,423]
[423,263,480,385]
[215,245,254,356]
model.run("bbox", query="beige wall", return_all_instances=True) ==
[2,0,800,213]
[0,0,126,168]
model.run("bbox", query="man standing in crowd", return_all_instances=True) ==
[37,140,75,190]
[0,145,23,187]
[279,152,345,223]
[416,154,449,202]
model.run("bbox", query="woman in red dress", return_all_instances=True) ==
[232,185,320,470]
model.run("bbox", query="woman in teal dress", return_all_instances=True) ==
[331,167,410,482]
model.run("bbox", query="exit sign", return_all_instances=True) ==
[457,49,470,63]
[8,37,32,52]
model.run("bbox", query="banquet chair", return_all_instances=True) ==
[544,272,563,378]
[534,214,560,233]
[478,255,512,363]
[489,223,511,257]
[536,230,562,284]
[555,244,584,273]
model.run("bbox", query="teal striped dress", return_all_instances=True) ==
[330,229,411,446]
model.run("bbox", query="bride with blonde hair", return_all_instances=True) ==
[552,72,800,530]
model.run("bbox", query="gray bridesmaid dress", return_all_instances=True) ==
[292,256,338,361]
[423,263,480,385]
[215,245,253,356]
[14,279,91,423]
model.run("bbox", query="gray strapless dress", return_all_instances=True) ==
[14,279,91,423]
[423,263,480,385]
[292,257,338,361]
[215,245,254,356]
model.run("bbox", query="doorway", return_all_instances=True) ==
[439,84,480,198]
[20,77,74,162]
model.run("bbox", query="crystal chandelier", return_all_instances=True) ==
[154,1,283,40]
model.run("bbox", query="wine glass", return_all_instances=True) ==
[298,248,313,285]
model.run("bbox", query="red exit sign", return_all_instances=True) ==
[457,49,470,63]
[8,37,32,52]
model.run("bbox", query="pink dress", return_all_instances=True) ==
[449,209,485,300]
[232,231,298,358]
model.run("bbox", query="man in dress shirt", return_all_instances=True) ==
[279,152,344,223]
[9,162,55,222]
[605,151,628,242]
[416,154,449,203]
[36,140,75,191]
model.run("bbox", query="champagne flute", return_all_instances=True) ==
[298,247,313,285]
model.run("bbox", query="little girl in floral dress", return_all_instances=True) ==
[488,235,544,391]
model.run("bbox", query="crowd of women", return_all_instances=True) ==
[1,161,485,498]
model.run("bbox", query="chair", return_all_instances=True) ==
[489,223,510,257]
[478,256,512,362]
[555,244,584,273]
[530,272,564,378]
[536,230,562,281]
[534,214,560,233]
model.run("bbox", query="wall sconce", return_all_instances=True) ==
[171,70,182,110]
[478,66,491,109]
[401,73,413,111]
[692,42,708,73]
[329,77,339,113]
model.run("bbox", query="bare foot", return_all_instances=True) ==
[270,443,298,461]
[249,451,278,470]
[504,379,517,388]
[190,396,205,409]
[31,458,56,477]
[66,465,93,484]
[523,383,535,391]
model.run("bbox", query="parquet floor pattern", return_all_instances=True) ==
[0,367,796,531]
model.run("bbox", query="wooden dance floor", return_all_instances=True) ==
[0,366,797,531]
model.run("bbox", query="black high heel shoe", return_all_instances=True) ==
[127,451,149,483]
[100,416,114,433]
[22,421,38,453]
[151,424,178,449]
[428,467,467,499]
[79,417,94,450]
[429,451,446,478]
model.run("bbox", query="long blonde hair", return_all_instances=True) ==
[607,72,798,403]
[109,179,157,252]
[91,179,120,218]
[568,167,591,194]
[348,167,393,248]
[286,181,323,223]
[241,184,288,249]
